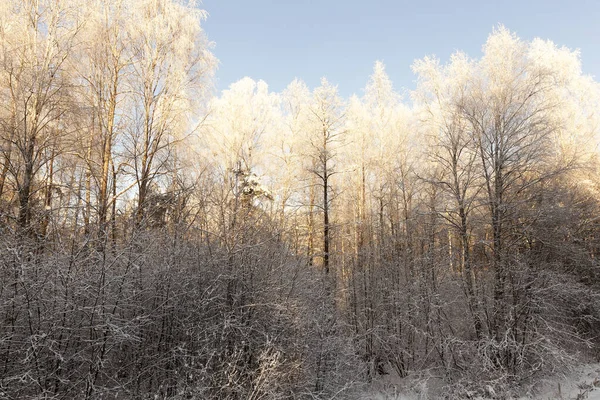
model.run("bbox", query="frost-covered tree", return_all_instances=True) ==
[206,78,279,176]
[0,0,81,235]
[306,78,345,274]
[412,26,600,384]
[460,27,580,342]
[76,0,131,239]
[203,77,279,243]
[126,0,215,223]
[413,52,484,338]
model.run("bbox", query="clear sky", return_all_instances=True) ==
[201,0,600,98]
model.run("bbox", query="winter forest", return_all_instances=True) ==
[1,0,600,399]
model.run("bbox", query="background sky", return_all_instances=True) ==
[201,0,600,98]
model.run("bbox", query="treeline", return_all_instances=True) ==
[0,0,599,398]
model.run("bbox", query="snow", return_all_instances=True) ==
[520,363,600,400]
[360,364,600,399]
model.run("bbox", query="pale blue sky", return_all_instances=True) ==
[202,0,600,98]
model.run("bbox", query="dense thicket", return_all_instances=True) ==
[1,1,599,398]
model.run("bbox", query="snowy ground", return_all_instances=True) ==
[360,364,600,399]
[520,363,600,400]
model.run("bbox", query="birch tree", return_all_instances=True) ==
[413,53,484,338]
[0,0,81,236]
[126,0,215,224]
[307,78,345,274]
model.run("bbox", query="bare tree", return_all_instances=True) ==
[413,53,484,338]
[306,78,345,274]
[0,0,80,236]
[126,0,215,224]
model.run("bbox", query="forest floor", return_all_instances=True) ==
[521,363,600,400]
[362,363,600,399]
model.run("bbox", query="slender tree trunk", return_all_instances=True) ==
[40,143,56,239]
[307,175,315,266]
[111,163,118,249]
[323,164,329,274]
[0,129,13,201]
[459,205,482,339]
[492,168,505,338]
[84,125,93,238]
[98,78,117,236]
[18,129,36,232]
